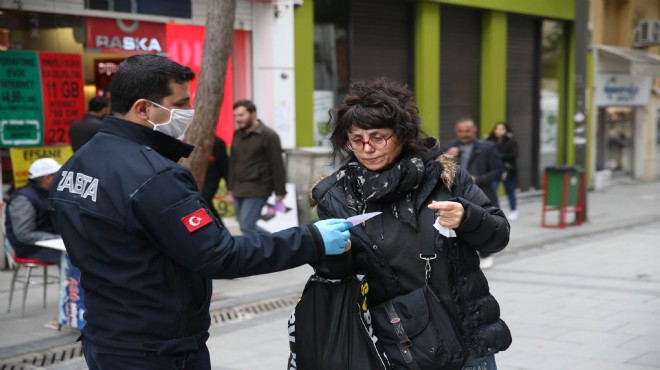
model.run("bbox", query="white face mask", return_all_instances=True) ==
[146,101,195,140]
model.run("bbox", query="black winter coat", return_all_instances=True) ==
[311,154,512,358]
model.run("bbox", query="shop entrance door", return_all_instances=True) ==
[597,107,634,176]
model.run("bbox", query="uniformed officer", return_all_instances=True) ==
[49,54,351,370]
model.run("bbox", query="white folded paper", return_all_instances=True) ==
[345,212,382,226]
[433,217,457,238]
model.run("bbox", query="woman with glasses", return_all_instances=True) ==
[309,78,512,369]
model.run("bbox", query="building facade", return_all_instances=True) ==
[590,0,660,183]
[299,0,579,191]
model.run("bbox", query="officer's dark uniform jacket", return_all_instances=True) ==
[5,180,57,258]
[49,116,325,354]
[311,141,512,359]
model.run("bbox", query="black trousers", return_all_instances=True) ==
[82,337,211,370]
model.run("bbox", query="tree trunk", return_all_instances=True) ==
[180,0,236,189]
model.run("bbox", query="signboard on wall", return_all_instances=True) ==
[595,74,652,106]
[1,51,86,148]
[86,17,166,54]
[9,146,73,189]
[39,52,86,145]
[0,51,43,147]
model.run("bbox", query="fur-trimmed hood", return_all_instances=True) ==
[308,153,457,207]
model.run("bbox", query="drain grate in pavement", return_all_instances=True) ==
[0,342,82,370]
[0,294,300,369]
[209,293,299,328]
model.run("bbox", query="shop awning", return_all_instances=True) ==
[596,44,660,76]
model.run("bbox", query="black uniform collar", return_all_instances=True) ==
[100,116,194,162]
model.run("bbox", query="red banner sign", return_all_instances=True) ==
[39,52,85,145]
[166,23,234,146]
[86,17,166,54]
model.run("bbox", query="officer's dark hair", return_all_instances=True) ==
[233,99,257,113]
[328,77,425,162]
[88,97,109,113]
[109,54,195,115]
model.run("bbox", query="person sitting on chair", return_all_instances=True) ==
[5,158,63,264]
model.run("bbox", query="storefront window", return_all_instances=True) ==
[312,0,348,145]
[539,20,563,178]
[86,0,192,19]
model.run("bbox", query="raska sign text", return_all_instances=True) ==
[94,35,162,52]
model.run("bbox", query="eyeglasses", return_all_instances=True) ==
[346,134,394,151]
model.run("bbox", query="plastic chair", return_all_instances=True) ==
[6,244,60,318]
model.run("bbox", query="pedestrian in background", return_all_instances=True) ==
[68,97,109,152]
[49,54,352,370]
[486,122,519,220]
[201,135,229,224]
[311,78,511,369]
[227,100,286,236]
[443,117,503,269]
[5,158,62,264]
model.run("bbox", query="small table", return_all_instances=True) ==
[35,238,86,329]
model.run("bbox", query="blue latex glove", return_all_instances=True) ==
[314,219,352,255]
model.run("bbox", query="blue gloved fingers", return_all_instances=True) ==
[314,219,353,255]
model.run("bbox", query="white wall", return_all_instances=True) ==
[251,0,296,149]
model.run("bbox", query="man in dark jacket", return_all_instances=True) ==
[201,136,229,224]
[5,157,62,263]
[68,97,109,152]
[227,100,287,236]
[443,117,503,269]
[49,54,352,370]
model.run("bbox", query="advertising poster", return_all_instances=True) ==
[39,52,86,145]
[313,90,334,145]
[0,50,43,147]
[94,58,125,97]
[9,146,73,189]
[59,254,87,330]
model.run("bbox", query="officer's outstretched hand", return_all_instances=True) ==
[314,219,353,255]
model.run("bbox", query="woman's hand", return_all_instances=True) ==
[428,201,464,229]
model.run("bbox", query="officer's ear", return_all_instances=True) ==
[134,99,151,120]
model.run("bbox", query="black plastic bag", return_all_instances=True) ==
[287,275,390,370]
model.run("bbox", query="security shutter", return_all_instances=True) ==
[507,15,541,190]
[439,5,482,144]
[349,0,412,84]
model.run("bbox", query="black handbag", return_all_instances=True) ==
[370,206,469,370]
[287,274,390,370]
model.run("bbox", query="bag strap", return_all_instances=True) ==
[384,300,422,370]
[419,175,463,281]
[419,205,437,282]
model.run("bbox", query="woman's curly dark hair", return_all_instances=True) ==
[327,78,425,162]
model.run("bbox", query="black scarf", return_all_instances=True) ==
[336,137,443,230]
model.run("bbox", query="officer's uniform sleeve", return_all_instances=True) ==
[128,167,324,279]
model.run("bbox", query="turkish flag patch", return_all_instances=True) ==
[181,208,212,233]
